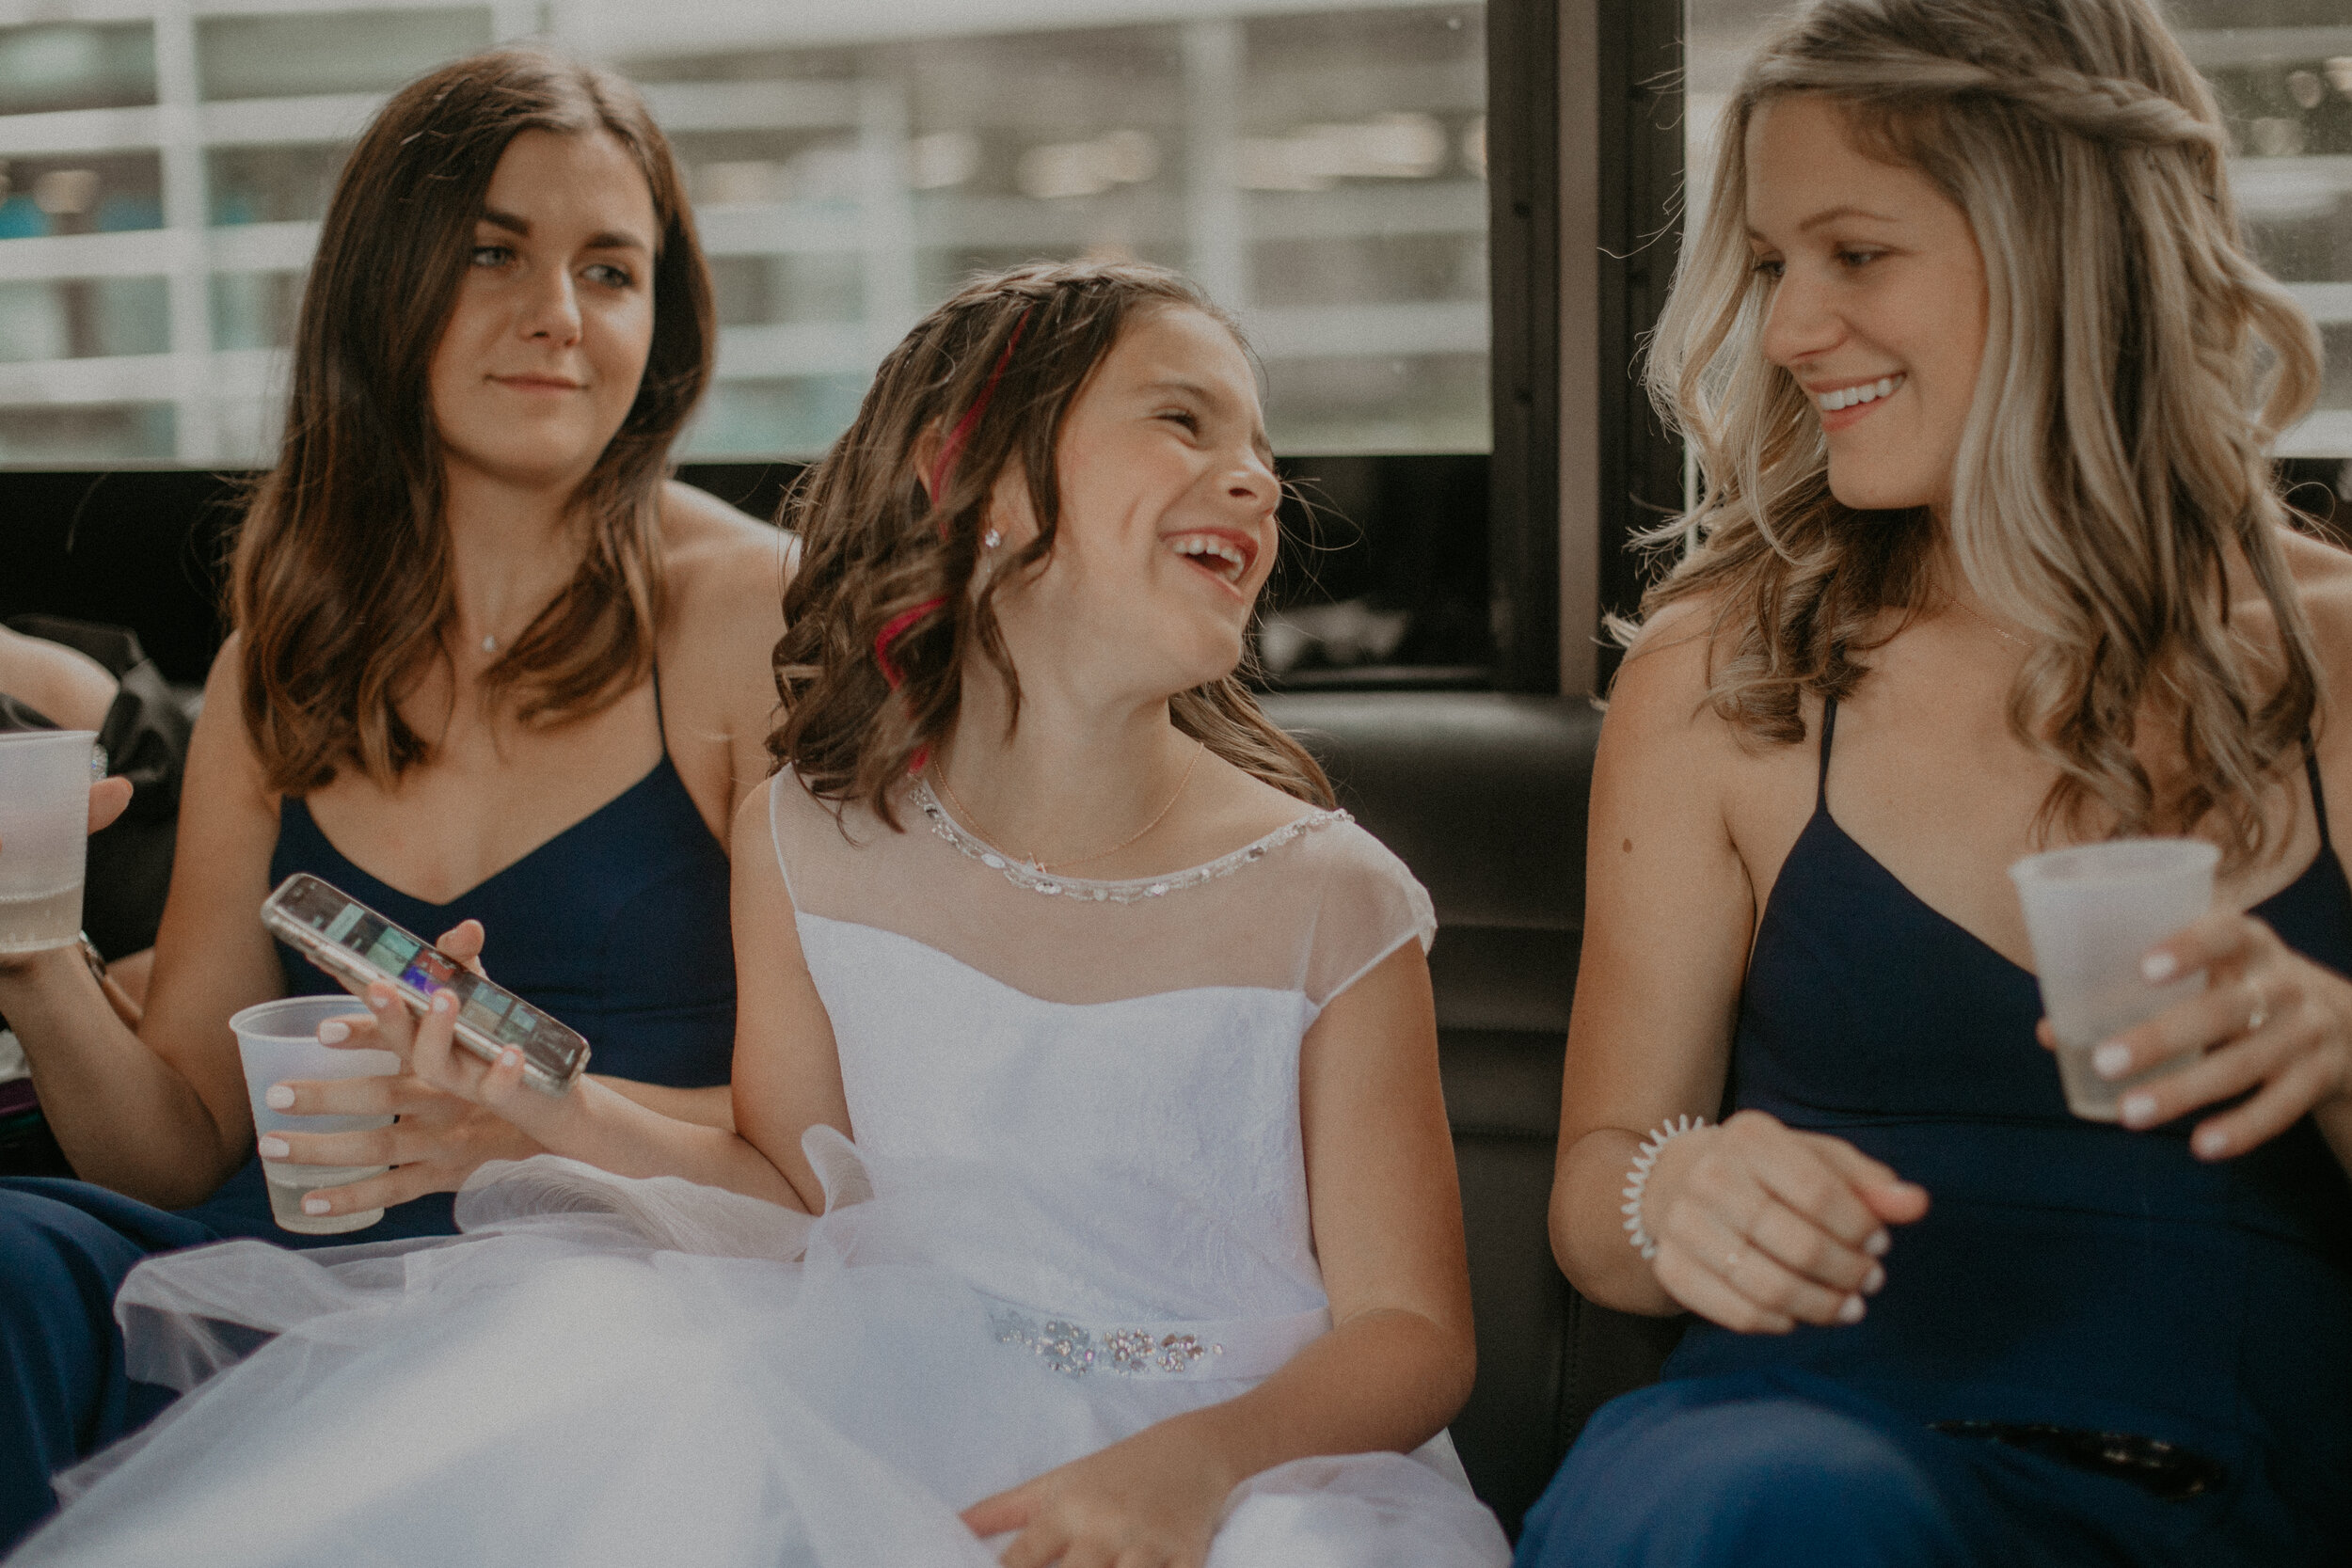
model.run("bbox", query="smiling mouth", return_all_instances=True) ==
[1166,531,1255,587]
[1813,373,1904,413]
[492,374,584,392]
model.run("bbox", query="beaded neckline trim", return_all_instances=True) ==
[913,779,1348,903]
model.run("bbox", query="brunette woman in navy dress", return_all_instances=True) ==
[0,50,785,1549]
[1520,0,2352,1562]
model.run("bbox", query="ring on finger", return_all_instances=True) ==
[1723,1245,1743,1276]
[2246,977,2268,1036]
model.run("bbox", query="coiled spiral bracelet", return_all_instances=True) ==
[1620,1114,1709,1260]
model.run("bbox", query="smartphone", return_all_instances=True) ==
[259,872,590,1095]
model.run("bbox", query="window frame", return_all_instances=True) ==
[0,1,1697,702]
[1488,0,1684,698]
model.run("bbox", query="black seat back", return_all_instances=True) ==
[1264,691,1684,1537]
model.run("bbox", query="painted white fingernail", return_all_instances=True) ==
[2093,1041,2133,1079]
[2141,951,2176,983]
[317,1019,349,1044]
[1836,1294,1866,1324]
[2194,1127,2229,1159]
[369,992,391,1010]
[1863,1263,1885,1295]
[1865,1230,1890,1258]
[264,1085,295,1110]
[302,1196,330,1216]
[501,1047,523,1069]
[2121,1093,2157,1128]
[258,1135,290,1159]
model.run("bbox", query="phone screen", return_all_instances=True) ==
[269,876,569,1064]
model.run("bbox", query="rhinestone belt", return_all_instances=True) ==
[988,1307,1226,1377]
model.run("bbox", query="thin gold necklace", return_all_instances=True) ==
[1948,595,2030,650]
[934,740,1207,875]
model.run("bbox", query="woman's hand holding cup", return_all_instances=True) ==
[1638,1109,1930,1335]
[0,774,135,855]
[261,919,542,1224]
[2039,910,2352,1161]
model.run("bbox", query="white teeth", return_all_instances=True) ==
[1170,535,1247,580]
[1816,373,1903,412]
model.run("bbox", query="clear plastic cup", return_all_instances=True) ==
[230,996,397,1235]
[0,730,100,955]
[2010,838,2217,1121]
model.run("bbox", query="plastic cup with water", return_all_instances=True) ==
[2009,838,2217,1121]
[230,996,398,1234]
[0,730,101,955]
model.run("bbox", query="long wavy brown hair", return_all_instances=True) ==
[1635,0,2324,866]
[771,261,1331,824]
[232,48,714,793]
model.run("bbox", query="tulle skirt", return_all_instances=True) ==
[9,1136,1506,1567]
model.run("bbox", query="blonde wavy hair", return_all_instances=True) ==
[1637,0,2326,865]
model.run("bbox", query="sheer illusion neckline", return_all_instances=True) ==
[912,779,1348,903]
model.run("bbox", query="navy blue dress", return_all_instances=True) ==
[0,692,735,1549]
[1518,700,2352,1566]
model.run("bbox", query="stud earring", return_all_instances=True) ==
[982,529,1002,549]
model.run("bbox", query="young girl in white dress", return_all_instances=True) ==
[7,261,1511,1568]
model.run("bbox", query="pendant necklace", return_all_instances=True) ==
[936,740,1207,875]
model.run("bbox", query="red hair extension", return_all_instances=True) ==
[927,310,1030,505]
[872,597,943,691]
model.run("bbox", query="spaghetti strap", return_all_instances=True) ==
[1816,696,1839,808]
[651,660,667,745]
[2307,744,2333,852]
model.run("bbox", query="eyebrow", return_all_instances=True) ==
[1139,377,1275,462]
[1756,204,1902,235]
[478,207,649,252]
[1804,204,1899,231]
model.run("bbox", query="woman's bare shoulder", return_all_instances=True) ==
[1596,588,1810,852]
[1604,592,1744,738]
[659,479,796,581]
[2282,523,2352,601]
[2280,526,2352,677]
[656,481,793,654]
[196,630,249,726]
[183,631,277,811]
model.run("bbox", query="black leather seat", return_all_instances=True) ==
[1264,691,1685,1538]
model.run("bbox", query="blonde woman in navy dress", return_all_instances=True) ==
[1520,0,2352,1562]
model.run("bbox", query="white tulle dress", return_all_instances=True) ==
[10,772,1511,1567]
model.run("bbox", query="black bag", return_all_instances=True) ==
[2,613,193,959]
[0,615,196,1177]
